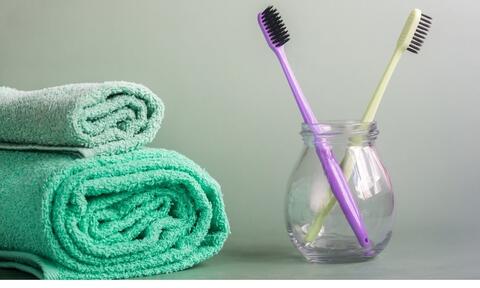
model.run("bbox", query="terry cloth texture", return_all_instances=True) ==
[0,148,229,279]
[0,82,164,157]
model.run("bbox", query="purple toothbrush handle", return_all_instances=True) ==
[273,48,370,248]
[314,140,370,247]
[258,10,369,247]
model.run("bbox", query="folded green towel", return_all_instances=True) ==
[0,82,164,157]
[0,148,229,279]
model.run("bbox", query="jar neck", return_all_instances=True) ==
[301,121,379,147]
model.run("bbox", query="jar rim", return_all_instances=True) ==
[301,120,378,138]
[302,119,375,126]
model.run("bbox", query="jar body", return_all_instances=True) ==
[286,121,394,263]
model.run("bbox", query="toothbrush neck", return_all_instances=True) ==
[274,47,318,125]
[362,49,403,122]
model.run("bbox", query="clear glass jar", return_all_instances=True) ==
[286,121,394,263]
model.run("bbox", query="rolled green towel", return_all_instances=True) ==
[0,82,164,156]
[0,148,229,279]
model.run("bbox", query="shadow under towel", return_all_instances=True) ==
[0,148,229,279]
[0,82,164,157]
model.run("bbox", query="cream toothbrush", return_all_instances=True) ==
[258,5,370,247]
[305,8,432,242]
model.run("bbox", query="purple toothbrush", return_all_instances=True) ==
[258,6,370,248]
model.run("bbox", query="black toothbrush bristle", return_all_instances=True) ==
[260,6,290,47]
[407,13,432,54]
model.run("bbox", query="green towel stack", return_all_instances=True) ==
[0,82,229,279]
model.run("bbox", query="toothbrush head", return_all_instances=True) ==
[258,6,290,50]
[397,8,432,54]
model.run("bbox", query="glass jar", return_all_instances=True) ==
[286,121,394,263]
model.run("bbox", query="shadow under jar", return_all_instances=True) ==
[286,121,394,263]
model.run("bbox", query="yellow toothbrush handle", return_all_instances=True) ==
[304,48,403,243]
[363,49,403,122]
[304,154,356,242]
